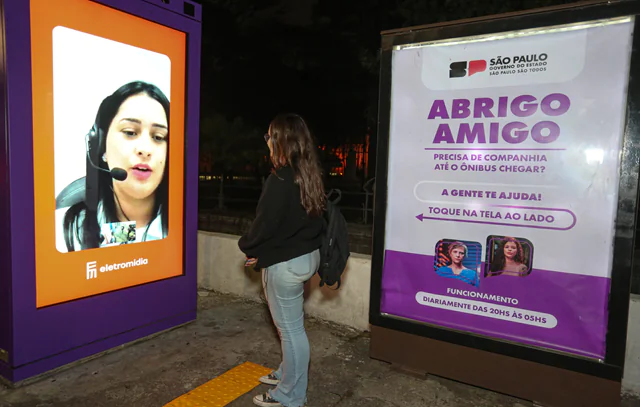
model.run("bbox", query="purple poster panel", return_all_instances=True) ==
[381,18,634,359]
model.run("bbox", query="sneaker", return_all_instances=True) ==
[259,372,280,386]
[253,393,282,406]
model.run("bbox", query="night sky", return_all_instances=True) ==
[193,0,577,178]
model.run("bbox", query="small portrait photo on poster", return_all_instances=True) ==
[484,235,534,278]
[51,26,172,253]
[434,239,482,288]
[99,221,136,248]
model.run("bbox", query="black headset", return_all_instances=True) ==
[86,111,128,182]
[55,111,127,210]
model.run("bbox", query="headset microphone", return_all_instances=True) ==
[85,133,128,181]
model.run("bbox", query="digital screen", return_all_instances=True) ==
[30,0,186,308]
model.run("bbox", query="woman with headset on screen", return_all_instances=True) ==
[55,80,169,253]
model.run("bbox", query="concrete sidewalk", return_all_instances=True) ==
[1,292,638,407]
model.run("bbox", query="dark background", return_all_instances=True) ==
[195,0,575,183]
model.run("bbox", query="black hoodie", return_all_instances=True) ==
[238,166,323,269]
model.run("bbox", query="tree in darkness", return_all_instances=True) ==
[196,0,578,183]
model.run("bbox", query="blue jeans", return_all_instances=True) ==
[262,249,320,407]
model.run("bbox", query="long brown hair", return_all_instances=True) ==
[268,113,325,217]
[490,237,526,272]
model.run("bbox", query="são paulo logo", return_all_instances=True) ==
[449,53,549,79]
[449,60,487,78]
[489,53,549,76]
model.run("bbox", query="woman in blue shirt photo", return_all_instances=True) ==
[436,241,480,287]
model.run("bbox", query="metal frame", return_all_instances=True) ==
[369,0,640,382]
[0,0,201,383]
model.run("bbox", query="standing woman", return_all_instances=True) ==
[239,113,325,407]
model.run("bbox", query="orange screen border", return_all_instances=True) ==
[30,0,187,308]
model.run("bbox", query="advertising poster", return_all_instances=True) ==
[381,18,634,359]
[30,0,186,308]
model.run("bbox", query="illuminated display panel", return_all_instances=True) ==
[30,0,186,308]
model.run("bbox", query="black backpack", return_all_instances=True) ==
[317,189,350,288]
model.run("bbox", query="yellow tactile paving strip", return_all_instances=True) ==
[164,361,273,407]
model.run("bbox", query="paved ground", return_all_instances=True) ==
[0,291,638,407]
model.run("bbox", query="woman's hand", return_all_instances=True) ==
[245,257,258,267]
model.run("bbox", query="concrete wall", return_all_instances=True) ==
[197,231,371,331]
[626,296,640,396]
[197,231,640,396]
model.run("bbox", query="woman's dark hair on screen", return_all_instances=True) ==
[62,81,170,251]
